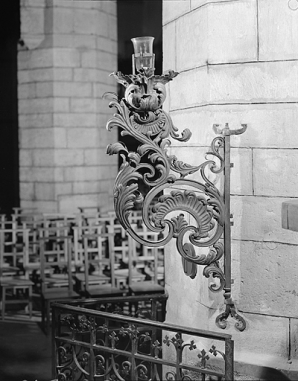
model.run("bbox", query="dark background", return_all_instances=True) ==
[0,0,162,213]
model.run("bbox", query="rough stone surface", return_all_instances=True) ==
[163,22,176,72]
[176,0,257,71]
[259,0,298,61]
[170,103,298,149]
[170,61,298,110]
[253,149,298,197]
[238,240,298,317]
[19,0,117,213]
[163,0,190,25]
[232,196,298,245]
[163,0,298,369]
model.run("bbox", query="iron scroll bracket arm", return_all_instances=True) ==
[105,63,248,332]
[214,123,247,332]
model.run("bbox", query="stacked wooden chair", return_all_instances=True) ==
[0,221,33,320]
[0,207,165,329]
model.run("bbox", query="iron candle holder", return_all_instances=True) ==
[105,36,247,331]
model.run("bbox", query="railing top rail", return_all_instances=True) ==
[56,293,168,306]
[53,302,232,341]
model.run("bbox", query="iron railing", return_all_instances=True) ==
[52,294,234,381]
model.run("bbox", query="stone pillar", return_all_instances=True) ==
[18,0,117,213]
[163,0,298,375]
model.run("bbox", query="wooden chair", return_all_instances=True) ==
[73,224,109,291]
[127,224,164,296]
[37,226,80,333]
[79,229,123,298]
[0,227,33,320]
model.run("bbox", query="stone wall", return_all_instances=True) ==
[18,0,117,213]
[163,0,298,374]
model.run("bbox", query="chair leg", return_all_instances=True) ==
[2,286,6,320]
[28,285,32,319]
[46,300,51,335]
[41,298,46,329]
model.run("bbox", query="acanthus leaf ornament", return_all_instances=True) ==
[105,40,247,330]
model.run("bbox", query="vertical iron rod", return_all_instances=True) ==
[224,130,232,301]
[225,338,234,381]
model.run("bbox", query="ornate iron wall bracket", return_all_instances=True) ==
[105,64,247,331]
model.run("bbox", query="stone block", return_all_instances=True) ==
[18,68,72,83]
[98,165,118,180]
[53,48,80,67]
[32,149,55,166]
[53,113,96,128]
[230,148,253,195]
[73,35,96,49]
[52,7,73,34]
[70,98,96,113]
[53,68,73,81]
[97,51,117,71]
[47,0,72,8]
[55,182,73,196]
[21,0,45,8]
[19,182,35,201]
[290,318,298,360]
[21,6,44,36]
[209,312,290,361]
[18,98,53,114]
[20,128,54,149]
[20,167,64,182]
[190,0,234,9]
[18,50,31,70]
[170,103,298,149]
[73,181,100,194]
[52,34,74,49]
[18,83,36,99]
[73,8,97,35]
[55,149,84,166]
[259,0,298,61]
[53,98,70,113]
[97,37,117,54]
[237,240,298,317]
[35,183,55,201]
[95,83,117,99]
[53,82,92,97]
[232,196,298,245]
[163,22,176,72]
[29,49,54,69]
[163,0,190,25]
[19,150,33,167]
[53,128,67,148]
[63,166,98,182]
[19,114,53,129]
[66,128,98,148]
[83,149,99,166]
[253,149,298,197]
[58,193,101,214]
[176,0,257,71]
[169,61,298,110]
[96,11,109,37]
[73,68,98,82]
[101,0,117,15]
[282,200,298,232]
[27,200,58,213]
[108,15,117,41]
[36,82,53,97]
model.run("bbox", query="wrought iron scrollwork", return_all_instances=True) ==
[105,67,247,330]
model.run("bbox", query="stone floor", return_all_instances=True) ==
[0,319,52,381]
